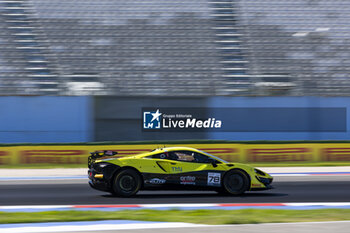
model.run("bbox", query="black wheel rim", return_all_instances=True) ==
[119,175,136,192]
[226,174,244,192]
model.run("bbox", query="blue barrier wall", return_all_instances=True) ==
[0,96,92,143]
[208,97,350,141]
[1,96,349,143]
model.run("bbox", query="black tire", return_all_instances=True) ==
[112,169,141,197]
[222,170,250,195]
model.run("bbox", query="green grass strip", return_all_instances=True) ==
[1,209,350,225]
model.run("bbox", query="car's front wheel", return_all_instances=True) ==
[112,169,141,197]
[222,170,249,195]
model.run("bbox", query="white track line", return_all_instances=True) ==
[2,202,350,211]
[0,205,71,210]
[286,202,350,207]
[0,222,205,233]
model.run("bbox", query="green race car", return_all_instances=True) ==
[88,147,273,197]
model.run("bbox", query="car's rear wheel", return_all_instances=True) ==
[112,169,141,197]
[222,170,249,195]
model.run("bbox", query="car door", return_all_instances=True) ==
[140,152,176,186]
[164,150,219,186]
[142,150,222,187]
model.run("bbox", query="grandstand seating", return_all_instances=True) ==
[0,0,349,96]
[238,0,350,96]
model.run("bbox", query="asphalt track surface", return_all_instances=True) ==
[0,176,349,205]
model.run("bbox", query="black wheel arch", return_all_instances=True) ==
[111,166,143,197]
[223,168,251,187]
[112,166,144,189]
[98,163,120,181]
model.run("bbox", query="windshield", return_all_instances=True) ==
[197,149,229,164]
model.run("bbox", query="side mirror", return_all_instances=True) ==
[208,158,218,167]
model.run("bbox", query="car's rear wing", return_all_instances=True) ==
[88,150,118,168]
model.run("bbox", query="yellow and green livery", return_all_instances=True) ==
[88,147,273,197]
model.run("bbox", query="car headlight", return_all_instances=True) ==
[254,168,266,176]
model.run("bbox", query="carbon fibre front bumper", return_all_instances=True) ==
[250,176,274,191]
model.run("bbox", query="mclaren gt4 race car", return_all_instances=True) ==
[88,147,273,197]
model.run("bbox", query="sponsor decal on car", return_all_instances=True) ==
[148,178,166,185]
[208,172,221,186]
[172,167,182,172]
[180,176,196,185]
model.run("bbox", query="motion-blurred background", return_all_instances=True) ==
[0,4,350,229]
[0,0,349,143]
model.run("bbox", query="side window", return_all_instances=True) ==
[193,152,214,163]
[168,151,195,162]
[168,151,215,163]
[146,152,169,159]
